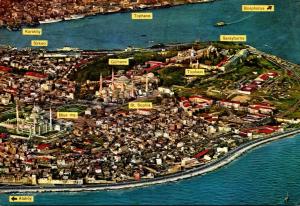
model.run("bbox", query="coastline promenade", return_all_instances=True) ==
[0,128,299,194]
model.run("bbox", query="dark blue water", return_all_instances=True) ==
[1,135,300,205]
[0,0,299,63]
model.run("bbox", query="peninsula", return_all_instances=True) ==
[0,42,300,191]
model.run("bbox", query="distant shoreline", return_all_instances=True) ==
[0,129,299,194]
[2,0,215,31]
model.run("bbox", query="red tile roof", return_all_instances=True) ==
[37,143,50,150]
[25,72,48,79]
[194,149,209,159]
[0,66,12,72]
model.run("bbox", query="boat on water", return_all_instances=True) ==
[64,14,85,21]
[107,7,122,13]
[57,46,81,52]
[214,21,226,27]
[39,18,63,24]
[7,25,21,32]
[284,192,289,203]
[138,4,150,9]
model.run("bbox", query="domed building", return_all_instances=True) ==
[0,103,53,137]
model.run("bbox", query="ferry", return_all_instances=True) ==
[138,4,149,9]
[7,25,21,32]
[39,18,63,24]
[57,46,81,52]
[214,21,226,27]
[107,7,122,13]
[284,192,289,203]
[64,14,85,21]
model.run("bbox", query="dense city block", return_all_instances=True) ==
[0,42,300,185]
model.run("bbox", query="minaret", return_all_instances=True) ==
[33,117,36,135]
[29,127,32,137]
[145,75,149,95]
[21,119,24,133]
[121,82,125,92]
[130,80,135,97]
[38,125,41,135]
[49,106,53,131]
[111,69,115,91]
[99,73,103,95]
[16,101,19,133]
[112,69,115,82]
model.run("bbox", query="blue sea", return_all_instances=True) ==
[0,0,299,63]
[0,0,299,204]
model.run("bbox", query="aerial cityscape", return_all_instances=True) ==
[0,0,299,205]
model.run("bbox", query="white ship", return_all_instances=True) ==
[107,7,121,13]
[64,14,85,21]
[138,4,149,9]
[57,47,81,52]
[39,18,63,24]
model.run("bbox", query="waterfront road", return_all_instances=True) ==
[0,128,299,193]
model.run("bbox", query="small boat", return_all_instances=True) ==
[214,21,226,27]
[284,192,289,203]
[107,7,121,13]
[7,25,21,32]
[12,27,21,31]
[39,18,63,24]
[139,4,148,9]
[64,14,85,21]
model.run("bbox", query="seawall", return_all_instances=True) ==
[1,128,299,194]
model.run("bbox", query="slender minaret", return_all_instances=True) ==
[145,75,149,95]
[29,127,32,137]
[111,69,115,91]
[21,119,24,133]
[49,106,53,131]
[112,69,115,81]
[99,73,103,95]
[121,82,125,92]
[130,80,135,97]
[38,125,41,135]
[16,101,19,133]
[33,117,36,135]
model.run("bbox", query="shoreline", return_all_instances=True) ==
[1,0,215,31]
[1,128,299,194]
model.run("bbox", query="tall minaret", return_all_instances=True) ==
[33,117,36,136]
[111,69,115,91]
[145,75,149,95]
[130,81,135,97]
[121,82,125,92]
[49,106,53,131]
[99,73,103,95]
[112,69,115,82]
[16,101,19,133]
